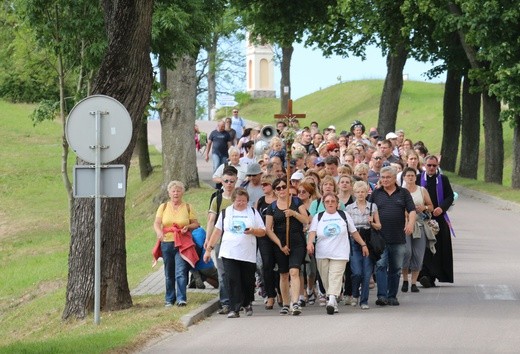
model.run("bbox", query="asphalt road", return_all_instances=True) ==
[140,189,520,353]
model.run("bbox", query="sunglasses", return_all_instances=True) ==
[298,189,308,194]
[261,182,271,187]
[373,157,383,160]
[426,164,438,168]
[275,185,288,191]
[222,179,236,184]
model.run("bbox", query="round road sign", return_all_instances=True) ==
[65,95,132,164]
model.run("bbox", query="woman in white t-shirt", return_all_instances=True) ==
[307,192,368,315]
[204,188,266,318]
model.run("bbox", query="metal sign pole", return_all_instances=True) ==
[93,110,102,325]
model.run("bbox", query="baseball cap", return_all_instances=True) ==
[386,132,398,139]
[291,171,305,181]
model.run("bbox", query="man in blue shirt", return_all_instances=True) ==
[205,120,232,172]
[370,166,416,306]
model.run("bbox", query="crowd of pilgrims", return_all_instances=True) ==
[154,118,455,318]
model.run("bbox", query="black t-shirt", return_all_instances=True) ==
[266,197,305,248]
[370,186,415,244]
[209,130,232,157]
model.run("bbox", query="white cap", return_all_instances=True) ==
[328,125,336,130]
[291,171,305,181]
[386,132,398,139]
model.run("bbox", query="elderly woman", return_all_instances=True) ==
[204,188,266,318]
[212,146,247,187]
[265,177,310,316]
[346,181,381,309]
[401,167,434,293]
[307,192,368,315]
[154,181,200,307]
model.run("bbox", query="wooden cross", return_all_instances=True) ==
[273,99,306,249]
[274,99,306,124]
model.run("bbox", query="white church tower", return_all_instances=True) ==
[246,34,276,99]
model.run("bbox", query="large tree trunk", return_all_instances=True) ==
[458,75,480,179]
[207,34,218,121]
[160,54,200,199]
[280,45,293,114]
[482,93,503,184]
[378,43,408,135]
[440,68,461,172]
[136,115,153,180]
[63,0,154,320]
[512,114,520,189]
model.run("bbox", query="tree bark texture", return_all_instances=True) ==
[63,0,154,320]
[440,68,461,172]
[207,34,218,121]
[280,46,293,114]
[160,54,200,199]
[482,93,503,184]
[458,75,480,179]
[136,115,153,180]
[512,115,520,189]
[378,44,408,135]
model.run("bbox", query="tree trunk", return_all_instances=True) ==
[378,43,408,135]
[458,75,481,179]
[482,93,503,184]
[207,34,218,121]
[160,54,200,199]
[440,68,461,172]
[136,115,153,181]
[512,114,520,189]
[63,0,154,320]
[280,46,293,114]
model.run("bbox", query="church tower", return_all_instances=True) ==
[246,34,276,99]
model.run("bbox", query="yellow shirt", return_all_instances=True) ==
[156,202,197,242]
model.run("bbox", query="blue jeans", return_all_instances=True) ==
[211,153,227,173]
[350,238,374,305]
[214,243,230,306]
[161,241,189,304]
[375,243,406,300]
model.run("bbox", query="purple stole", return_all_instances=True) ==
[421,172,456,237]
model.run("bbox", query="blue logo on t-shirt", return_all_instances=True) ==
[323,223,341,237]
[231,221,247,234]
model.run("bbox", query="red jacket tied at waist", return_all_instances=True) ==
[152,224,199,268]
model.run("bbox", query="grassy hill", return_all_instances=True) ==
[233,79,515,187]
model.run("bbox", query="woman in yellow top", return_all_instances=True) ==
[154,181,199,307]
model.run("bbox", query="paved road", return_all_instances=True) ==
[140,190,520,353]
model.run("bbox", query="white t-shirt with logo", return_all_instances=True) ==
[216,206,265,263]
[309,211,357,261]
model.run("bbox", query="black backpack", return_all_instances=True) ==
[208,189,224,226]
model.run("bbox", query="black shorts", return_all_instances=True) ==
[274,245,306,274]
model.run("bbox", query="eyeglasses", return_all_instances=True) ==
[316,163,325,167]
[298,189,308,194]
[275,185,287,191]
[373,157,383,160]
[232,111,238,113]
[222,179,236,184]
[324,199,337,204]
[426,164,438,168]
[261,183,271,187]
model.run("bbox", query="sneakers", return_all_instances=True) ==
[326,301,335,315]
[217,305,230,315]
[307,292,316,305]
[334,304,339,313]
[350,297,358,307]
[298,299,306,308]
[279,305,290,315]
[227,311,240,318]
[411,284,420,293]
[375,297,388,306]
[319,295,327,307]
[245,304,253,316]
[177,301,187,307]
[343,295,353,306]
[165,302,173,308]
[401,281,409,293]
[387,298,400,306]
[291,304,302,316]
[361,304,370,310]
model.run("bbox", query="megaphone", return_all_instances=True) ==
[259,125,277,141]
